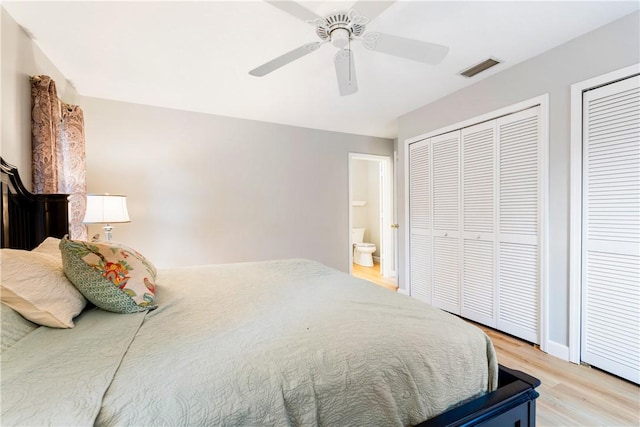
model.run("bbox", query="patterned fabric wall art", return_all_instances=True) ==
[31,75,88,240]
[31,75,61,193]
[61,105,88,240]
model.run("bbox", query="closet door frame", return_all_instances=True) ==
[568,63,640,364]
[404,94,549,352]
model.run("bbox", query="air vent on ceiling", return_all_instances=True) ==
[460,58,501,78]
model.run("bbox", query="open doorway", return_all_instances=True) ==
[348,153,396,290]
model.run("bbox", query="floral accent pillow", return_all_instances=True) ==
[60,237,157,313]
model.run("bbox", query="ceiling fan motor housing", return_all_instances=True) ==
[315,12,366,48]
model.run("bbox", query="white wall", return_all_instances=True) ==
[396,12,640,348]
[82,97,393,271]
[1,7,79,188]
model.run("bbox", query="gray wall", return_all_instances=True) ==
[1,7,79,187]
[396,12,640,347]
[82,97,393,271]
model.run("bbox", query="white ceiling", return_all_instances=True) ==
[4,1,638,138]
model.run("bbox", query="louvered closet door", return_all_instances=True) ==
[497,107,541,344]
[461,121,497,327]
[581,75,640,384]
[409,139,432,303]
[431,131,461,314]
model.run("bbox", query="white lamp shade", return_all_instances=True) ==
[83,194,130,224]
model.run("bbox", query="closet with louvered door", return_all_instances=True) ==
[431,131,461,314]
[407,104,543,344]
[461,121,497,327]
[409,139,432,304]
[581,75,640,384]
[496,107,541,344]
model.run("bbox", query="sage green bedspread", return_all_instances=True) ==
[2,259,498,426]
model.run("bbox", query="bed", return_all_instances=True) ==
[0,157,540,426]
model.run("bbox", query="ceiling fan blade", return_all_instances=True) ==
[351,0,395,22]
[249,42,322,77]
[334,49,358,96]
[362,32,449,65]
[264,1,322,23]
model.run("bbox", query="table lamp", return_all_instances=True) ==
[83,193,130,241]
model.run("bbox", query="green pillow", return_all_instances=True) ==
[60,237,157,313]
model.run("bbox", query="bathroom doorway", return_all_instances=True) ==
[348,153,396,288]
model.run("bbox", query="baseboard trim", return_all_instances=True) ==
[397,288,409,296]
[546,340,570,361]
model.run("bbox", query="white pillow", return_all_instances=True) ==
[32,237,63,262]
[1,249,86,328]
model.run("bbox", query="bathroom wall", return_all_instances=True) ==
[351,160,369,232]
[367,161,380,258]
[351,159,380,258]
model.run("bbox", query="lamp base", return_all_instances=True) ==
[103,224,113,241]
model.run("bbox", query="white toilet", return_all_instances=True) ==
[352,227,376,267]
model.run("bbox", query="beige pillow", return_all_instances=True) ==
[32,237,63,262]
[1,249,86,328]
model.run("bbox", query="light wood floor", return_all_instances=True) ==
[351,268,640,426]
[478,325,640,426]
[352,262,398,291]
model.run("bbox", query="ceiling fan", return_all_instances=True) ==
[249,0,449,96]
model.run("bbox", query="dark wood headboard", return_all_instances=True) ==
[1,157,69,250]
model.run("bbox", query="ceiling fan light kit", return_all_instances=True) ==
[330,28,350,49]
[250,0,450,96]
